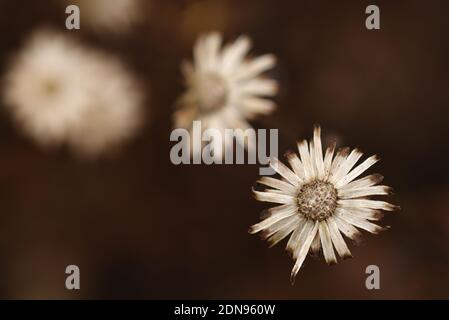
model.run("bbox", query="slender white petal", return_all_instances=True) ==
[285,217,306,254]
[259,204,294,219]
[259,215,299,240]
[335,155,379,188]
[240,97,276,119]
[313,126,325,179]
[338,185,392,199]
[267,216,301,248]
[264,189,287,195]
[269,157,301,186]
[334,216,363,244]
[328,147,350,182]
[285,151,305,180]
[252,189,296,205]
[249,205,298,234]
[309,140,318,178]
[287,219,313,257]
[319,221,337,265]
[220,36,251,73]
[323,141,336,180]
[234,54,276,80]
[327,216,352,259]
[291,222,319,283]
[337,210,386,234]
[343,207,384,221]
[194,35,208,71]
[310,230,321,255]
[298,140,314,182]
[338,199,398,211]
[203,32,222,71]
[332,149,363,184]
[257,177,297,195]
[338,174,384,193]
[239,79,278,96]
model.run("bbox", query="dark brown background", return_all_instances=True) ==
[0,0,448,299]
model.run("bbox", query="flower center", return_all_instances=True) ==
[42,79,60,96]
[297,180,338,221]
[196,72,228,113]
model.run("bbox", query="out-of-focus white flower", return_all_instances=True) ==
[249,126,399,283]
[175,32,278,159]
[3,30,145,158]
[66,0,143,34]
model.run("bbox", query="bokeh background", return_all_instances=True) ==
[0,0,448,299]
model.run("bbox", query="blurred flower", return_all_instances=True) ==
[175,32,277,158]
[66,0,143,34]
[249,126,399,283]
[3,29,145,158]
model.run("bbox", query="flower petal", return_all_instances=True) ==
[331,148,363,184]
[249,205,298,234]
[297,140,314,182]
[239,79,278,96]
[267,216,301,248]
[286,218,311,256]
[290,222,319,283]
[203,32,222,71]
[252,188,296,204]
[337,174,384,193]
[335,155,379,188]
[328,147,350,182]
[334,216,363,244]
[259,204,294,219]
[310,230,321,255]
[234,54,276,80]
[257,176,297,195]
[221,35,251,73]
[285,151,305,181]
[337,209,386,234]
[260,215,299,240]
[342,207,384,221]
[338,185,392,199]
[313,126,325,179]
[239,97,276,119]
[338,199,399,211]
[323,141,336,180]
[269,157,301,186]
[327,216,352,259]
[319,221,337,265]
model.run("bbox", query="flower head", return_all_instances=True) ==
[175,32,278,158]
[3,30,145,158]
[249,126,399,283]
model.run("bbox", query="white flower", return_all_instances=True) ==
[66,0,142,34]
[175,32,278,159]
[249,126,399,283]
[3,30,145,158]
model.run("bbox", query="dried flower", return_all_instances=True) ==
[249,126,399,283]
[3,30,145,158]
[175,32,277,159]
